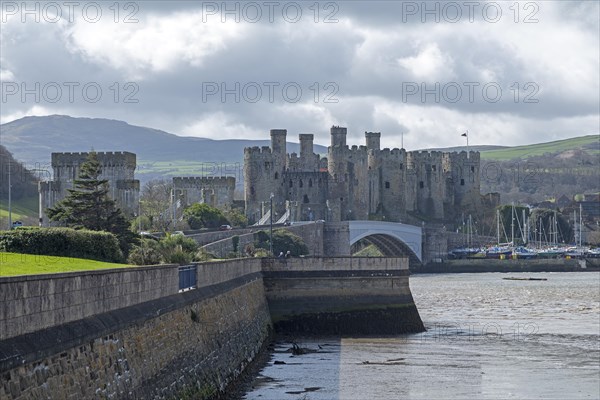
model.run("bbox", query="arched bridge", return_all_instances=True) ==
[348,221,422,263]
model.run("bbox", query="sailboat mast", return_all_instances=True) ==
[511,202,515,245]
[579,203,583,247]
[468,214,472,247]
[522,209,526,245]
[553,211,558,245]
[497,209,500,245]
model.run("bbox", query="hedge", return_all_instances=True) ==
[0,228,124,263]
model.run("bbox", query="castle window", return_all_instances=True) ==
[264,162,270,169]
[289,180,293,188]
[432,165,436,172]
[471,166,475,173]
[274,172,279,179]
[400,163,403,170]
[385,181,390,189]
[340,197,344,202]
[299,179,303,188]
[250,186,255,195]
[303,194,309,203]
[309,179,313,187]
[460,179,465,186]
[419,181,424,189]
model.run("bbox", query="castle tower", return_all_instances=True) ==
[299,134,318,171]
[327,126,349,221]
[330,126,347,148]
[299,134,314,158]
[270,129,287,171]
[365,131,381,151]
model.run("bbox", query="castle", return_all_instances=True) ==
[244,126,484,224]
[39,152,140,226]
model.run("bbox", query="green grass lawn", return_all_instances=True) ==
[0,252,131,277]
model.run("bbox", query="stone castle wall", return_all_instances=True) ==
[244,126,483,225]
[173,176,235,209]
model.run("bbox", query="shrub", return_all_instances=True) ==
[232,235,240,253]
[194,247,214,262]
[0,227,123,263]
[127,239,162,265]
[158,234,199,265]
[253,248,270,258]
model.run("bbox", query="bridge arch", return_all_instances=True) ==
[348,221,422,263]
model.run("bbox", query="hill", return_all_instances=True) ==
[0,145,39,225]
[0,115,328,168]
[423,135,599,160]
[481,135,599,161]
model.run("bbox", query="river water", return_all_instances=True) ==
[242,272,600,399]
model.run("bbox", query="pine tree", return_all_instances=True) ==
[47,151,136,256]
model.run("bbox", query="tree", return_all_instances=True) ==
[183,203,229,229]
[46,151,136,256]
[254,229,309,256]
[225,208,248,228]
[140,179,173,231]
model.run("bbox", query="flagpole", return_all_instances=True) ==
[462,130,469,159]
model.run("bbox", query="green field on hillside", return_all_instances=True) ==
[481,135,599,161]
[0,195,38,220]
[136,160,243,179]
[0,252,130,276]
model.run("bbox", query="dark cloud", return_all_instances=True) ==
[1,0,598,149]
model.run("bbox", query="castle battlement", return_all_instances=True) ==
[244,146,273,156]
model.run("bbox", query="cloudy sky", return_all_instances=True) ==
[1,1,598,149]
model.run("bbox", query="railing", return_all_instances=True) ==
[178,265,197,292]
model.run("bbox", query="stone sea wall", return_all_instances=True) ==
[0,259,271,400]
[262,257,425,335]
[0,256,423,399]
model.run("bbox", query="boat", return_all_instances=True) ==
[585,248,600,258]
[486,245,513,259]
[512,246,538,259]
[564,246,587,259]
[502,277,547,281]
[449,247,481,259]
[536,247,566,259]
